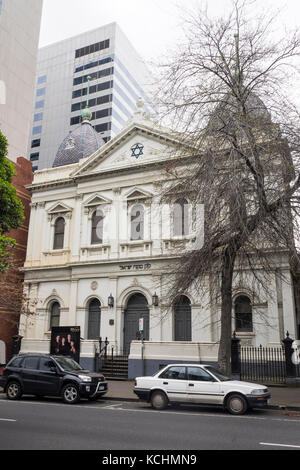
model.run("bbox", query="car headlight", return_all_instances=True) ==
[251,389,267,395]
[78,375,92,383]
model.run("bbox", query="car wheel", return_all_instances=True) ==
[6,381,22,400]
[151,391,168,410]
[226,394,248,415]
[61,384,80,404]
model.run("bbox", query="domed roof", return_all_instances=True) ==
[52,116,104,168]
[208,91,271,134]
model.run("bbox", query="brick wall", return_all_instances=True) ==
[0,157,33,362]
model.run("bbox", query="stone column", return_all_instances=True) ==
[68,279,78,325]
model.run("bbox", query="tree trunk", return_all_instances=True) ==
[218,249,236,376]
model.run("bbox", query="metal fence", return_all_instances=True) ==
[240,346,287,384]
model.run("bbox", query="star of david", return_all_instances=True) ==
[131,143,144,159]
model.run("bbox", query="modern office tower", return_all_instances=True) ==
[0,0,43,162]
[28,23,156,170]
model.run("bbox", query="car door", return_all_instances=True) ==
[20,356,41,394]
[157,366,188,403]
[35,357,61,395]
[186,366,224,404]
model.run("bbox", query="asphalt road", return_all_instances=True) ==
[0,396,300,451]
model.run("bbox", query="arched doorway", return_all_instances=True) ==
[124,293,149,355]
[87,298,101,339]
[174,295,191,341]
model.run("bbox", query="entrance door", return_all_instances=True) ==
[124,293,149,356]
[174,295,191,341]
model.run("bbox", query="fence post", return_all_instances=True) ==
[282,331,296,384]
[231,332,241,380]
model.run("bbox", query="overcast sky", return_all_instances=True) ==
[39,0,300,64]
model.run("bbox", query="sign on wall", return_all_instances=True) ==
[0,340,5,364]
[50,326,80,364]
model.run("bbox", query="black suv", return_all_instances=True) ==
[0,354,108,404]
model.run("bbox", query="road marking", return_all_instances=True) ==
[260,442,300,449]
[0,398,299,424]
[0,418,16,422]
[103,403,124,409]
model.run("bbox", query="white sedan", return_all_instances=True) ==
[133,364,271,415]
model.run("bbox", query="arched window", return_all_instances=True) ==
[130,204,144,241]
[91,209,104,244]
[87,298,101,339]
[53,217,65,250]
[50,301,60,329]
[174,295,191,341]
[173,198,189,236]
[235,295,253,332]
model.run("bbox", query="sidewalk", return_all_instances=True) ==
[104,380,300,411]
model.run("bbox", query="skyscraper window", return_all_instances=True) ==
[36,87,46,97]
[37,75,47,85]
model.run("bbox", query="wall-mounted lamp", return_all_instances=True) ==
[152,292,159,307]
[108,293,114,308]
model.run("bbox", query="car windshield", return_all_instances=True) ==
[54,356,83,372]
[204,366,231,381]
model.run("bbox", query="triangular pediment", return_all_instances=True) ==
[125,187,153,200]
[70,121,184,179]
[47,202,72,214]
[84,193,112,206]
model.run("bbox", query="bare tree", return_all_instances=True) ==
[155,0,300,374]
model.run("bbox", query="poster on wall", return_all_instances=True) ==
[50,326,80,364]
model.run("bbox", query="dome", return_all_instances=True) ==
[207,91,271,134]
[52,115,104,168]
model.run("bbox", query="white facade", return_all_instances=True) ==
[0,0,43,162]
[28,23,156,170]
[20,108,298,374]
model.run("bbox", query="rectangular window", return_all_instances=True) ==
[70,116,81,126]
[23,356,40,370]
[34,112,43,122]
[95,108,112,119]
[74,56,113,74]
[98,80,112,91]
[36,87,46,97]
[30,153,39,161]
[97,94,112,105]
[73,76,83,86]
[32,125,42,135]
[94,122,111,133]
[32,166,38,172]
[73,67,113,87]
[37,75,47,85]
[35,100,44,109]
[72,89,82,99]
[31,138,41,148]
[74,39,110,59]
[71,102,81,112]
[88,98,96,107]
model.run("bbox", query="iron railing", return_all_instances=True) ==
[240,345,286,384]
